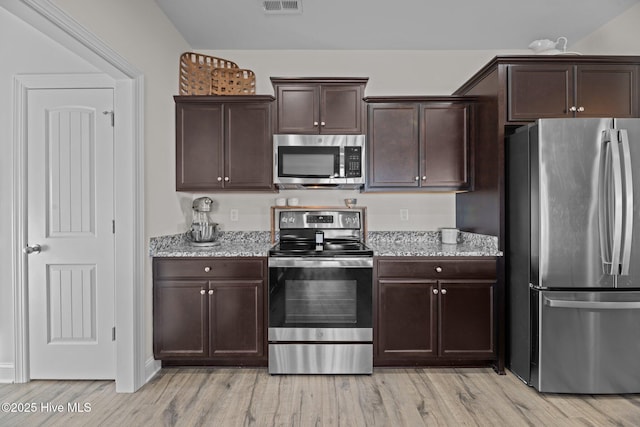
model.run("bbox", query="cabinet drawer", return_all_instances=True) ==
[154,258,265,279]
[377,258,496,279]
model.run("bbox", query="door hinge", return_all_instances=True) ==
[103,110,114,127]
[112,327,116,341]
[112,220,115,234]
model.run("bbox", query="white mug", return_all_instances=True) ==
[287,197,299,206]
[440,228,459,245]
[275,197,286,206]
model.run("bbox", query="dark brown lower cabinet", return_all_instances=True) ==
[375,257,497,368]
[153,257,267,366]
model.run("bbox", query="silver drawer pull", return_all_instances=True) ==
[435,266,443,273]
[433,289,439,294]
[204,267,211,272]
[200,289,206,295]
[441,289,447,295]
[208,289,214,295]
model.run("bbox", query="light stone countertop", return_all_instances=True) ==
[149,231,272,257]
[367,231,502,257]
[149,230,502,258]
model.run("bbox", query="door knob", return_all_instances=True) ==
[23,244,42,255]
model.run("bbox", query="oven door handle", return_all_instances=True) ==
[268,257,373,268]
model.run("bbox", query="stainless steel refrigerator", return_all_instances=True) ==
[507,118,640,394]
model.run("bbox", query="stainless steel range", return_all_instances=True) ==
[268,209,373,374]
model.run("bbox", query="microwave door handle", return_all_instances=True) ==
[619,129,634,275]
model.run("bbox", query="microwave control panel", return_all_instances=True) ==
[344,146,362,178]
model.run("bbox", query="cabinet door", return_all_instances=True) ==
[421,104,470,189]
[275,84,319,134]
[367,103,420,188]
[320,84,364,134]
[176,102,224,190]
[438,280,495,358]
[377,279,438,361]
[507,64,574,121]
[225,102,274,190]
[209,280,264,358]
[575,65,638,118]
[154,280,208,358]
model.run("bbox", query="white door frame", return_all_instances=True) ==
[7,0,148,392]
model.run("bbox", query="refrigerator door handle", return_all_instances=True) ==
[599,130,624,275]
[598,135,613,272]
[619,129,633,276]
[544,298,640,310]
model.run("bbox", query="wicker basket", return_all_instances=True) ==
[211,68,256,95]
[179,52,238,95]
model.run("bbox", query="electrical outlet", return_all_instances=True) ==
[400,209,409,221]
[230,209,239,221]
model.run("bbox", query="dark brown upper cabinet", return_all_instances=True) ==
[175,95,275,192]
[271,77,368,134]
[508,63,638,122]
[365,97,474,192]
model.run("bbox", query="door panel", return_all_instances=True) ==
[614,119,640,287]
[577,65,637,118]
[535,119,615,288]
[367,104,420,187]
[508,64,573,121]
[225,102,273,190]
[422,104,470,188]
[438,281,495,357]
[538,290,640,393]
[27,88,115,379]
[377,279,437,359]
[176,102,224,190]
[210,281,264,357]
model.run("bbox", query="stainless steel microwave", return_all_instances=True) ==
[273,134,366,189]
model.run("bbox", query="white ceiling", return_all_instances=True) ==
[155,0,639,51]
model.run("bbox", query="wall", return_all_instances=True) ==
[573,3,640,54]
[0,6,100,379]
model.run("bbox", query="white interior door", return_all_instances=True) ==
[26,88,115,379]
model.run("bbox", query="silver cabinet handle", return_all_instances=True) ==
[200,289,206,295]
[569,106,577,112]
[204,266,211,272]
[421,176,427,181]
[441,289,447,295]
[320,121,326,126]
[435,266,443,273]
[415,176,419,181]
[224,177,230,182]
[313,121,319,126]
[23,244,42,255]
[217,177,222,182]
[433,289,439,294]
[578,106,585,112]
[208,289,214,295]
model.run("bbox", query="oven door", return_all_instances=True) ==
[268,257,373,342]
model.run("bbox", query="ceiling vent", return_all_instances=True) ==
[260,0,302,14]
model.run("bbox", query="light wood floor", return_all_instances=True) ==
[2,367,640,426]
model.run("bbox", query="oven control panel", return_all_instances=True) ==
[279,210,361,229]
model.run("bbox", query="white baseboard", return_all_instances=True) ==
[0,363,15,383]
[145,357,161,384]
